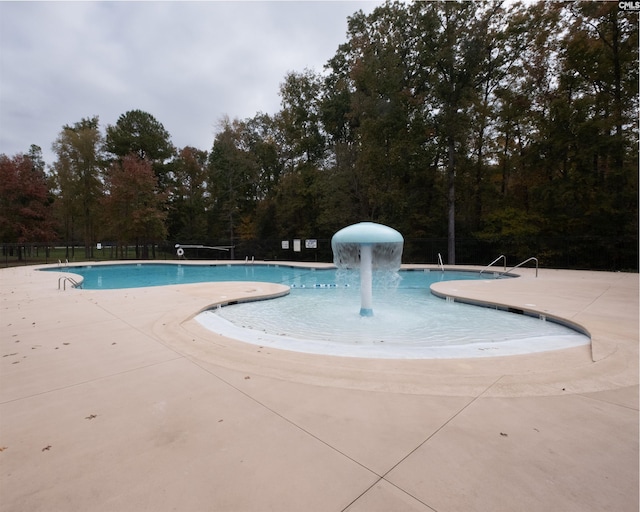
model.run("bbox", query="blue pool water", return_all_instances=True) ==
[44,262,484,290]
[46,263,590,359]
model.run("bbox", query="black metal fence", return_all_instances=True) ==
[225,236,638,271]
[3,236,637,271]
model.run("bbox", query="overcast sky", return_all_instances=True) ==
[0,1,381,165]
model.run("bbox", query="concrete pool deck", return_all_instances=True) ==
[0,262,638,511]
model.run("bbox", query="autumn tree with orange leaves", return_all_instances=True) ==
[101,154,167,258]
[0,151,56,257]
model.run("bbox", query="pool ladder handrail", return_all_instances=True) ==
[58,276,81,290]
[500,256,539,278]
[437,253,444,272]
[479,255,506,276]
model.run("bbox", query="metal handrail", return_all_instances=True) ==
[479,255,506,275]
[437,253,444,272]
[58,276,81,290]
[500,257,539,278]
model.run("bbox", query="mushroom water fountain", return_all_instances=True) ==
[331,222,404,316]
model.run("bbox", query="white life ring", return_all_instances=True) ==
[176,247,184,257]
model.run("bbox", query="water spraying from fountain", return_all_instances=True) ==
[331,222,404,316]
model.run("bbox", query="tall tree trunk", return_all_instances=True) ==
[501,128,510,196]
[474,131,485,228]
[447,135,456,264]
[610,9,624,172]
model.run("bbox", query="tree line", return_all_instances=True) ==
[1,1,637,269]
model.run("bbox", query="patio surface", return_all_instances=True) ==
[0,262,638,511]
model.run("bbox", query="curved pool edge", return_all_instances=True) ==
[430,282,592,342]
[27,261,611,361]
[187,283,291,320]
[3,262,637,397]
[172,267,636,397]
[430,271,613,364]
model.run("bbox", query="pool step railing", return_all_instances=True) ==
[499,256,539,278]
[479,255,506,276]
[437,253,444,272]
[58,276,81,290]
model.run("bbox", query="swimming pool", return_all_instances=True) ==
[47,263,590,359]
[46,262,484,290]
